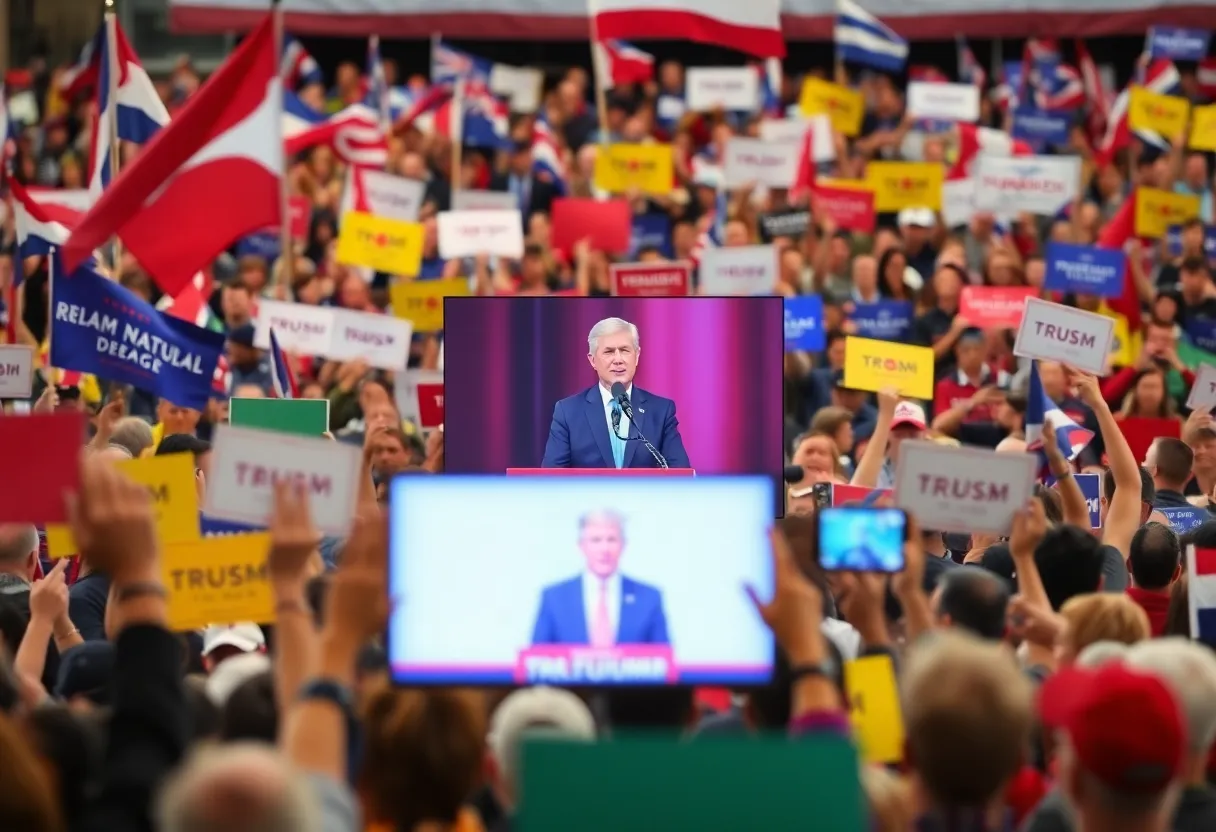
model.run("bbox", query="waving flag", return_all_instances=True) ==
[1199,58,1216,101]
[949,124,1032,179]
[1075,40,1109,144]
[1026,361,1094,475]
[58,31,101,97]
[431,40,493,86]
[268,328,299,399]
[11,183,87,266]
[365,35,390,131]
[156,270,222,332]
[594,40,655,90]
[956,36,986,91]
[281,35,323,89]
[532,111,568,194]
[283,89,387,167]
[790,123,819,202]
[1095,59,1180,170]
[834,0,908,73]
[63,13,281,297]
[435,81,509,149]
[592,0,785,59]
[690,188,728,267]
[758,58,784,117]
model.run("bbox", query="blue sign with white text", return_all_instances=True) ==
[630,214,673,259]
[1185,318,1216,354]
[851,301,914,342]
[1148,26,1211,62]
[1043,242,1126,298]
[1166,225,1216,261]
[1044,473,1102,529]
[1159,506,1206,534]
[784,295,824,352]
[1011,108,1070,146]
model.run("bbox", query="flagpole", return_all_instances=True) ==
[450,77,464,198]
[587,0,610,146]
[272,0,293,293]
[43,247,55,389]
[104,0,123,273]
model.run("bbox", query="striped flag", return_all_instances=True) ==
[1188,546,1216,645]
[281,35,323,89]
[1025,360,1093,475]
[283,89,387,168]
[155,270,222,332]
[834,0,908,73]
[268,328,298,400]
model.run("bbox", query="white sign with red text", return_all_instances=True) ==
[437,209,524,259]
[907,82,980,123]
[723,137,800,189]
[206,425,363,535]
[1187,364,1216,411]
[255,301,412,371]
[254,299,336,356]
[973,155,1081,216]
[339,167,425,223]
[609,262,691,297]
[686,67,759,112]
[395,369,445,430]
[895,442,1036,535]
[759,115,835,162]
[452,189,518,212]
[0,345,34,399]
[1013,297,1115,375]
[697,245,777,296]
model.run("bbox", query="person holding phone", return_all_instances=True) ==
[531,510,669,647]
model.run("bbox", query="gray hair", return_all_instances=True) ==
[587,317,639,356]
[155,743,321,832]
[0,525,39,566]
[1075,641,1130,668]
[1125,637,1216,754]
[578,509,626,538]
[110,416,155,457]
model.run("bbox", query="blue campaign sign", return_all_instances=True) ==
[1044,473,1102,529]
[784,295,824,352]
[1043,242,1126,298]
[1159,506,1207,534]
[1185,317,1216,353]
[1148,26,1211,62]
[851,301,914,342]
[1011,108,1070,146]
[630,214,673,259]
[236,232,281,261]
[200,513,265,537]
[50,262,226,410]
[1165,225,1216,260]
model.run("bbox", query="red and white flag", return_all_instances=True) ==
[591,0,784,59]
[62,13,281,297]
[789,124,818,203]
[593,39,655,89]
[949,124,1031,180]
[1094,59,1179,170]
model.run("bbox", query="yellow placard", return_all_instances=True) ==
[843,336,935,400]
[1127,86,1190,140]
[163,533,274,631]
[335,211,424,276]
[1134,187,1201,239]
[46,453,200,558]
[846,655,905,765]
[815,177,871,191]
[1189,104,1216,152]
[798,77,864,137]
[1102,306,1141,369]
[389,277,470,332]
[593,144,674,196]
[865,161,944,212]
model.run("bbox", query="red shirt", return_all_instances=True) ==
[1126,586,1171,637]
[932,365,1010,421]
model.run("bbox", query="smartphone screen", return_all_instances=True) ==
[817,507,907,572]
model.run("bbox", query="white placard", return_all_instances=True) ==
[973,155,1081,216]
[895,441,1037,535]
[343,168,426,223]
[758,115,835,162]
[437,209,525,260]
[395,368,444,429]
[1013,297,1116,375]
[255,299,336,355]
[0,345,34,399]
[452,189,518,212]
[329,307,413,371]
[907,82,980,123]
[697,245,777,296]
[206,425,363,535]
[940,177,976,228]
[722,137,800,189]
[490,64,543,113]
[686,67,759,113]
[1187,364,1216,412]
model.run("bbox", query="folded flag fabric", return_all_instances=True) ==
[1025,360,1094,475]
[1188,546,1216,645]
[268,328,298,400]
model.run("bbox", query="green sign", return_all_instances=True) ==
[228,398,329,437]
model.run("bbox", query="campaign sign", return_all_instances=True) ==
[784,295,824,352]
[698,245,777,296]
[895,442,1037,535]
[0,411,84,523]
[1159,506,1206,534]
[842,337,935,400]
[451,190,518,212]
[438,210,525,260]
[851,301,914,342]
[630,214,673,258]
[906,82,980,123]
[1044,472,1102,529]
[1043,242,1126,298]
[335,211,425,276]
[1185,317,1216,354]
[348,169,426,223]
[1148,26,1211,62]
[974,155,1080,216]
[758,115,835,162]
[1186,364,1216,412]
[759,209,811,241]
[254,299,336,357]
[1013,297,1116,376]
[327,307,413,371]
[1165,225,1216,260]
[394,369,445,430]
[1011,108,1070,146]
[809,185,876,233]
[686,67,759,112]
[51,264,225,410]
[830,484,891,506]
[609,262,691,297]
[959,286,1035,330]
[723,138,800,189]
[0,345,34,399]
[207,425,363,535]
[162,533,275,631]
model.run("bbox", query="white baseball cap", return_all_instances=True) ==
[891,401,927,431]
[897,207,936,228]
[202,623,266,657]
[488,687,596,786]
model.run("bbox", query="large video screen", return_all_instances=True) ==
[387,475,775,687]
[443,296,785,514]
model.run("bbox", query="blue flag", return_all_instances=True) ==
[851,301,913,342]
[784,296,824,352]
[50,261,226,410]
[1043,242,1126,298]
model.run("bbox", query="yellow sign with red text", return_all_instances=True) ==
[1127,86,1190,140]
[798,78,864,137]
[1189,104,1216,152]
[593,144,674,196]
[163,533,274,631]
[847,654,905,764]
[335,211,425,276]
[1134,188,1200,239]
[389,277,470,332]
[866,162,944,212]
[843,337,935,400]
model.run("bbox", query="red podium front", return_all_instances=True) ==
[506,468,696,476]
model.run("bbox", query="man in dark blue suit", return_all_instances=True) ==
[540,317,691,469]
[531,510,669,646]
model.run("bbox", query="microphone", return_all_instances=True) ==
[783,465,806,485]
[608,381,669,469]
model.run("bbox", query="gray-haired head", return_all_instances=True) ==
[1125,637,1216,754]
[578,509,626,539]
[0,525,39,568]
[587,318,639,357]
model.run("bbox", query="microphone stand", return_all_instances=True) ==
[612,407,669,469]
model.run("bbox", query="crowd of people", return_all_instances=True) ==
[0,19,1215,832]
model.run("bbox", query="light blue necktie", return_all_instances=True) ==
[610,400,626,469]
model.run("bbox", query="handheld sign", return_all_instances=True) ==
[1187,365,1216,412]
[697,245,778,296]
[894,442,1037,535]
[1043,242,1126,298]
[389,277,471,331]
[906,82,979,123]
[206,425,363,535]
[1159,506,1206,535]
[608,262,691,297]
[959,286,1036,330]
[0,412,85,523]
[686,67,759,112]
[437,210,525,259]
[229,397,330,437]
[394,369,445,430]
[163,533,275,631]
[1013,297,1116,376]
[845,654,905,764]
[784,296,825,352]
[334,211,424,276]
[842,337,934,400]
[0,345,34,399]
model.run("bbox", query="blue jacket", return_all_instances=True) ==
[540,385,691,469]
[531,575,670,646]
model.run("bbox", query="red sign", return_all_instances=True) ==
[0,412,85,522]
[959,286,1037,330]
[810,185,876,233]
[830,483,891,506]
[416,382,445,429]
[288,196,311,241]
[609,262,691,297]
[1118,417,1181,466]
[550,197,631,254]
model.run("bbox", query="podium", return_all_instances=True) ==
[506,468,696,476]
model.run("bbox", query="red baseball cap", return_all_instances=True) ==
[1039,663,1185,794]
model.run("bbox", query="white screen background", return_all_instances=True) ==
[388,476,775,669]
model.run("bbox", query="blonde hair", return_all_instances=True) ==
[861,766,913,832]
[1059,593,1151,655]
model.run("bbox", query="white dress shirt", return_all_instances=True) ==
[599,382,633,443]
[582,571,622,641]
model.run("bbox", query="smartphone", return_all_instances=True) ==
[811,482,832,510]
[816,506,907,572]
